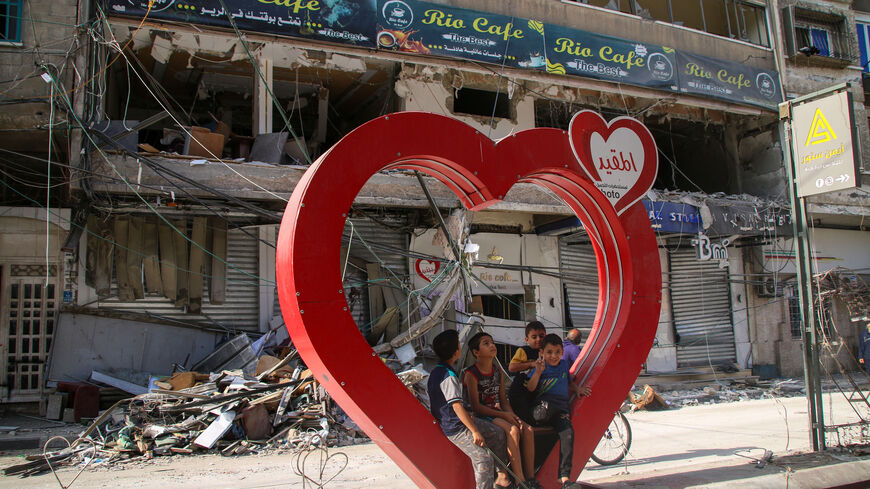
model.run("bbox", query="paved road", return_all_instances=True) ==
[0,392,865,488]
[581,392,867,485]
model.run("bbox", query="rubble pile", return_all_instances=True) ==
[635,378,807,409]
[2,338,370,478]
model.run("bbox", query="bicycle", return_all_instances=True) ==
[590,411,632,465]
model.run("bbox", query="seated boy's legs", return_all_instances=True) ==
[474,417,508,471]
[447,429,495,489]
[489,416,524,482]
[551,412,574,481]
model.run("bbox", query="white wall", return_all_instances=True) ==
[762,229,870,274]
[522,234,563,329]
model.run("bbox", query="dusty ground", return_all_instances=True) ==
[1,381,867,489]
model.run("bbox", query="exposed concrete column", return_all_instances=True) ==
[258,225,276,333]
[646,237,677,373]
[724,123,743,194]
[731,248,751,369]
[253,55,273,135]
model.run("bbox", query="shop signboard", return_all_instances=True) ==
[705,202,793,236]
[643,201,700,234]
[374,0,677,92]
[789,91,861,197]
[541,24,677,91]
[107,0,377,47]
[375,0,535,65]
[676,51,782,109]
[105,0,782,110]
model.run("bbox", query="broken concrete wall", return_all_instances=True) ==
[397,70,534,140]
[47,312,224,384]
[739,130,786,199]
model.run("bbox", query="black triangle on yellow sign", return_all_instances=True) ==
[805,108,837,146]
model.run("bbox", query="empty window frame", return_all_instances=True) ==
[565,0,633,15]
[593,0,771,47]
[453,88,511,119]
[0,0,22,43]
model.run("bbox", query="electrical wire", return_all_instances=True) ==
[0,176,275,287]
[0,1,151,99]
[35,68,277,285]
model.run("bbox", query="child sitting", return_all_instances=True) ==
[427,329,511,489]
[526,334,592,489]
[463,332,541,489]
[508,321,547,425]
[507,321,547,482]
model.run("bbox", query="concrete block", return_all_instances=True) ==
[645,346,677,374]
[45,392,67,420]
[62,408,76,423]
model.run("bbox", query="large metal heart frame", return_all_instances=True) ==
[276,112,662,489]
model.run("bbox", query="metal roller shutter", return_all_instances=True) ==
[559,232,599,337]
[669,247,735,367]
[342,216,410,330]
[98,226,261,332]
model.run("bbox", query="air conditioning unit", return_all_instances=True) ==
[757,277,783,298]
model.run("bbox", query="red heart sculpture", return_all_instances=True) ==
[414,258,442,283]
[569,110,659,215]
[277,112,661,488]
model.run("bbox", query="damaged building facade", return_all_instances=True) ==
[0,0,868,404]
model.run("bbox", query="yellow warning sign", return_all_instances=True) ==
[804,108,837,146]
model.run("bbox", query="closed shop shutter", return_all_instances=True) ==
[669,247,735,367]
[342,216,410,330]
[98,226,261,332]
[559,232,599,337]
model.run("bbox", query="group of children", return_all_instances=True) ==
[427,321,591,489]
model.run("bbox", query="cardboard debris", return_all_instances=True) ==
[630,384,669,411]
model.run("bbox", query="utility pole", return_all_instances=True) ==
[778,83,862,451]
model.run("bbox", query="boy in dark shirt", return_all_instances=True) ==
[428,329,511,489]
[526,334,592,489]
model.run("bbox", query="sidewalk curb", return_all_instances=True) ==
[688,459,870,489]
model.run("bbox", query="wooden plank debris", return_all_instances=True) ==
[127,216,145,299]
[85,215,113,297]
[114,216,133,301]
[142,218,163,295]
[188,217,207,314]
[173,219,189,307]
[158,218,177,300]
[209,217,227,305]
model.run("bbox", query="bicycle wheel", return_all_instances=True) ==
[590,412,632,466]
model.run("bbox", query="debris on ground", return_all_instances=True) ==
[631,377,820,409]
[628,385,669,411]
[1,335,375,479]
